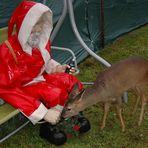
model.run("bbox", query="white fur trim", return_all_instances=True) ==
[45,59,60,73]
[28,103,48,125]
[52,105,64,112]
[39,46,51,68]
[18,3,53,55]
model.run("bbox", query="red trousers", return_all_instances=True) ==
[0,73,83,123]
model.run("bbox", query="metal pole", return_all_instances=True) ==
[67,0,111,67]
[51,46,79,74]
[0,121,30,143]
[50,0,68,43]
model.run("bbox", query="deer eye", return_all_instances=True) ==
[67,108,71,111]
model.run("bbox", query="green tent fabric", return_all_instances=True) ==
[104,0,148,44]
[0,0,42,27]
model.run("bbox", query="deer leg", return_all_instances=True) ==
[135,85,147,126]
[100,102,110,130]
[116,97,125,132]
[138,94,147,126]
[133,87,141,113]
[133,97,140,113]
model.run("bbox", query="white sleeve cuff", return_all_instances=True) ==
[28,103,48,125]
[52,105,64,112]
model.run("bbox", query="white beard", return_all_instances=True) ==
[27,32,41,48]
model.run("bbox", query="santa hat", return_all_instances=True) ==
[8,1,53,55]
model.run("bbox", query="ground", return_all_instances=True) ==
[0,25,148,148]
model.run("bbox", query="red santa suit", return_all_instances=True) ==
[0,1,83,124]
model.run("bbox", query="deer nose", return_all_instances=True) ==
[61,113,67,119]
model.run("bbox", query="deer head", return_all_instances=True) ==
[62,83,85,118]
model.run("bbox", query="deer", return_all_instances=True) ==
[62,56,148,132]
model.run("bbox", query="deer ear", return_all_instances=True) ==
[76,89,85,102]
[69,83,80,99]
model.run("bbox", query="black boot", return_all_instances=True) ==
[39,122,67,146]
[78,117,91,133]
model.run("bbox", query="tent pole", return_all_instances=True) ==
[101,0,105,48]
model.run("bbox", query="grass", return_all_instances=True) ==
[0,27,7,44]
[0,25,148,147]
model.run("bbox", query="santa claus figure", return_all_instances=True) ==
[0,1,90,145]
[0,1,83,124]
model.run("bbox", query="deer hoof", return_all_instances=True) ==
[122,127,125,132]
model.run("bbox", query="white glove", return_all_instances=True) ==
[43,108,62,125]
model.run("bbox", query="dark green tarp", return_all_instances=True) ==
[0,0,148,63]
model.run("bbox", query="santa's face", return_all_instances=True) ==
[26,11,52,50]
[27,20,43,48]
[28,32,41,48]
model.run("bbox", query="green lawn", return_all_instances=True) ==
[0,25,148,148]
